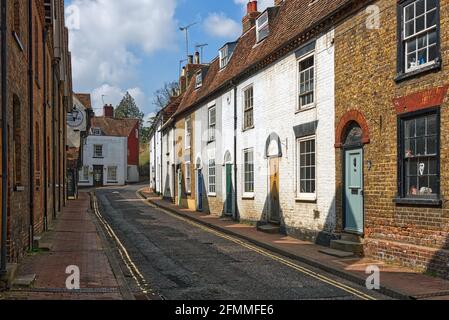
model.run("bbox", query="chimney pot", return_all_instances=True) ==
[247,0,258,14]
[194,51,200,64]
[188,55,194,64]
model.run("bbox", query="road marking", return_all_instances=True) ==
[92,194,156,298]
[136,190,377,301]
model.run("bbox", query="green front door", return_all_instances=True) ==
[225,164,232,215]
[344,148,364,234]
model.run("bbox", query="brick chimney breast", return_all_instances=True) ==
[242,1,260,34]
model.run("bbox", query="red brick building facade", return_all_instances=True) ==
[0,0,72,277]
[334,0,449,278]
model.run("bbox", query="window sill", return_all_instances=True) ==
[93,156,104,159]
[107,181,118,184]
[295,104,316,114]
[393,197,442,207]
[295,195,317,203]
[208,193,217,198]
[242,126,255,132]
[242,193,255,200]
[395,60,442,83]
[207,139,216,144]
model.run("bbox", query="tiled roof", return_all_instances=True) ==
[75,93,92,109]
[175,0,352,117]
[91,117,139,137]
[162,94,184,121]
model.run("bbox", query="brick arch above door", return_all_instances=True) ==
[335,110,370,148]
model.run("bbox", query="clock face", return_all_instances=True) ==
[67,108,84,128]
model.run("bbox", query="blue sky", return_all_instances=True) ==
[65,0,273,123]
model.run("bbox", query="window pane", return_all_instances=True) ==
[428,44,438,61]
[405,4,415,21]
[428,157,437,174]
[427,136,437,154]
[426,9,437,28]
[405,21,415,37]
[416,137,425,155]
[427,114,437,134]
[416,117,426,136]
[416,0,425,15]
[416,15,425,33]
[427,0,437,10]
[407,158,418,175]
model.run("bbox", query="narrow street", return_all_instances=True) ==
[95,184,387,300]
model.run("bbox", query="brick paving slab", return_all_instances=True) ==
[141,188,449,300]
[3,192,125,300]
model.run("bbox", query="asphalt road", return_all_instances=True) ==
[95,184,388,300]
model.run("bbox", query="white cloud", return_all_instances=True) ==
[203,13,240,39]
[67,0,178,110]
[143,112,157,127]
[234,0,274,12]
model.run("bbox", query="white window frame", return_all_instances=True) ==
[195,70,202,89]
[256,11,269,42]
[107,166,118,183]
[208,106,216,142]
[185,162,191,194]
[243,148,255,197]
[296,51,316,111]
[185,116,191,150]
[402,0,438,73]
[93,144,103,158]
[243,85,254,131]
[296,136,317,201]
[219,46,229,69]
[208,158,216,196]
[80,166,89,182]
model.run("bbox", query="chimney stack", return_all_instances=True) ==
[242,1,260,34]
[103,104,114,117]
[194,51,200,64]
[188,55,194,64]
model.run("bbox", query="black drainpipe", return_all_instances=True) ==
[52,62,57,219]
[232,83,238,221]
[0,0,8,276]
[28,0,35,249]
[43,27,48,231]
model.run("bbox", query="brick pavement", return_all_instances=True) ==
[140,188,449,300]
[3,192,124,300]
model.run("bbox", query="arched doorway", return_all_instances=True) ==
[265,133,282,224]
[342,121,365,234]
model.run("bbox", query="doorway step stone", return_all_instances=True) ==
[257,224,280,234]
[330,234,364,256]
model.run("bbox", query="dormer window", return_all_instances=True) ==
[195,70,202,89]
[219,42,237,69]
[256,11,269,42]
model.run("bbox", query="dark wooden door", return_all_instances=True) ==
[93,165,104,187]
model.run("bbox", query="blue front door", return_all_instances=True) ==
[344,148,364,234]
[197,169,203,211]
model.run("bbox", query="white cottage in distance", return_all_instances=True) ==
[79,105,140,187]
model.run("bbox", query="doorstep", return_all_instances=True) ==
[139,188,449,300]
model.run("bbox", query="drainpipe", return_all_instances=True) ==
[52,62,57,219]
[0,0,8,276]
[28,0,35,249]
[43,27,48,230]
[232,83,238,221]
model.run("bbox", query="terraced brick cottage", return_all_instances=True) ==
[333,0,449,278]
